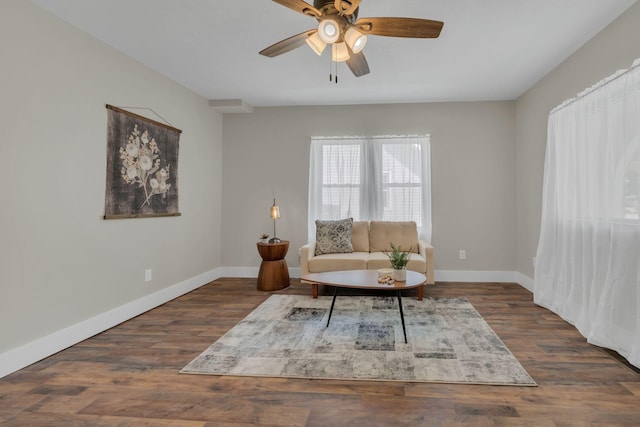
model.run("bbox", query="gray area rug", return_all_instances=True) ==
[181,295,536,386]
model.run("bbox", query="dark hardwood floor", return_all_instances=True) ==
[1,279,639,426]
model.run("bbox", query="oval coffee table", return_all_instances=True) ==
[301,270,427,343]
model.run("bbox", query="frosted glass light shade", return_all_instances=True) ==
[318,19,340,43]
[306,32,327,55]
[344,27,367,53]
[270,204,280,219]
[269,199,281,243]
[331,42,350,62]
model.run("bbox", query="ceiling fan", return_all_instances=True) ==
[259,0,444,79]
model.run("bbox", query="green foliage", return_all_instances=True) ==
[384,242,412,269]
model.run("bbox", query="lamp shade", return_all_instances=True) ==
[331,42,350,62]
[270,200,280,219]
[269,198,281,243]
[306,32,327,56]
[318,19,340,44]
[344,27,367,53]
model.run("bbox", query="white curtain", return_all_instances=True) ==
[308,135,432,243]
[534,59,640,368]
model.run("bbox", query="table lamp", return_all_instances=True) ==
[269,198,281,243]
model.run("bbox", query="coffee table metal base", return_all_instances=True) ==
[325,286,408,344]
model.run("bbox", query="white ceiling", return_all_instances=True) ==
[32,0,637,107]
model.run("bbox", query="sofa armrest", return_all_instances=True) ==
[418,240,429,256]
[299,242,316,278]
[418,240,435,284]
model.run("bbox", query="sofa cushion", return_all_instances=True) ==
[308,252,368,273]
[366,252,427,273]
[369,221,419,253]
[351,221,369,252]
[315,218,354,255]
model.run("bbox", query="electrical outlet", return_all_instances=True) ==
[459,250,466,260]
[145,269,152,282]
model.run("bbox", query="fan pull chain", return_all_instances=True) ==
[329,60,338,84]
[328,55,339,84]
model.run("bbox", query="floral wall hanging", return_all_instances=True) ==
[104,104,181,219]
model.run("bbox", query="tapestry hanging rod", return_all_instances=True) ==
[105,104,181,133]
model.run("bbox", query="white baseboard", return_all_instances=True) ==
[222,267,529,287]
[435,270,516,283]
[289,268,301,278]
[218,266,259,278]
[1,266,535,379]
[514,272,534,292]
[220,266,302,279]
[435,270,534,291]
[0,268,223,379]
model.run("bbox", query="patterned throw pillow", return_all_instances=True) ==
[314,218,354,255]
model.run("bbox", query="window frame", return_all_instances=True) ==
[308,135,432,242]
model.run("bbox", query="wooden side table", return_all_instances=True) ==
[256,241,290,291]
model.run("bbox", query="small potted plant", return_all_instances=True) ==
[259,233,270,244]
[384,242,412,281]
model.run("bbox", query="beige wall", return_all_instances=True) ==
[5,0,639,369]
[0,1,223,353]
[515,2,640,278]
[222,102,516,272]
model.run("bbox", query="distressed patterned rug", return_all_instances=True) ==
[181,294,536,386]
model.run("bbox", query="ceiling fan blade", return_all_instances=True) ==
[272,0,321,18]
[259,29,317,57]
[355,17,444,38]
[334,0,361,16]
[346,47,369,77]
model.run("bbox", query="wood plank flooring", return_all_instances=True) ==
[1,279,639,426]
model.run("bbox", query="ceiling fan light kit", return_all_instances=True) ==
[344,27,367,53]
[331,42,350,62]
[306,32,327,55]
[318,18,340,43]
[260,0,444,79]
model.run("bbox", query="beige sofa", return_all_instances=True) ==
[300,220,435,285]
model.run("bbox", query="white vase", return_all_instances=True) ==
[393,268,406,281]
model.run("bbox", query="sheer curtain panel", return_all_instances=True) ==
[534,58,640,368]
[308,135,432,243]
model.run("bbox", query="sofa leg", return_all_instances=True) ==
[417,285,423,301]
[312,283,318,299]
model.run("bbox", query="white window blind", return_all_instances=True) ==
[308,135,432,242]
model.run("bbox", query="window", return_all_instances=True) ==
[308,135,432,242]
[382,171,391,210]
[623,141,640,220]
